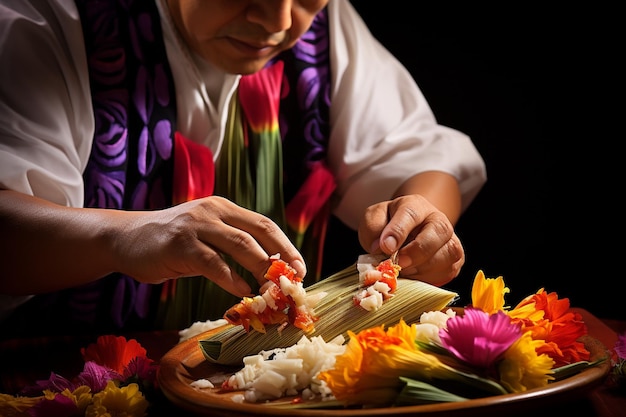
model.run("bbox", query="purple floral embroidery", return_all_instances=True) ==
[279,8,331,201]
[73,0,177,329]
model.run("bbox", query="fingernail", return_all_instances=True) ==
[397,253,411,268]
[236,279,252,296]
[369,240,381,254]
[292,260,307,278]
[383,236,398,252]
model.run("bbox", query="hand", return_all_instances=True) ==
[113,196,306,297]
[0,191,306,297]
[357,194,464,286]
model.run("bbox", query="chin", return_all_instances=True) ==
[229,60,275,75]
[213,51,280,75]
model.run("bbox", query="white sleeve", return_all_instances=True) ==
[327,0,487,230]
[0,0,94,207]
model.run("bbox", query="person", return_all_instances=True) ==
[0,0,486,337]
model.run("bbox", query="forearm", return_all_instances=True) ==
[393,171,462,225]
[0,189,125,295]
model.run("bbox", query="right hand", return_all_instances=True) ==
[0,191,305,297]
[114,196,307,297]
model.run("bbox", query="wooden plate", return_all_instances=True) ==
[158,325,611,417]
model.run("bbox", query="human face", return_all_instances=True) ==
[166,0,330,74]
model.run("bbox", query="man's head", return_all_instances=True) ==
[166,0,329,75]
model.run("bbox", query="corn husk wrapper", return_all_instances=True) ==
[199,263,458,366]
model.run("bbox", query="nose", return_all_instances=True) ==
[246,0,292,33]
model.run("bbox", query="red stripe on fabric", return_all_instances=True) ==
[172,132,215,204]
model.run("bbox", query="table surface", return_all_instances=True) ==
[1,308,624,417]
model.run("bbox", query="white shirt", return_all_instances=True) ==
[0,0,487,316]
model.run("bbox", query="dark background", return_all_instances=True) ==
[327,3,623,320]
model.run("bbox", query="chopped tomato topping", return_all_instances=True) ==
[353,256,401,311]
[265,258,298,284]
[375,259,400,291]
[223,257,318,333]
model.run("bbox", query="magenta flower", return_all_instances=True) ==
[439,308,522,369]
[76,361,121,392]
[20,372,75,396]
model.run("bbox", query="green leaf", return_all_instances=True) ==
[265,399,347,410]
[552,357,608,381]
[198,340,223,361]
[415,340,452,356]
[440,367,509,397]
[395,377,468,405]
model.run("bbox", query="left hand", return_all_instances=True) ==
[357,194,464,286]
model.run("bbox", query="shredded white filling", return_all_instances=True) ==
[189,379,214,389]
[261,283,279,310]
[222,333,346,403]
[178,318,229,342]
[249,295,268,314]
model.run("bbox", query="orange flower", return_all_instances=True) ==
[470,270,590,369]
[318,320,460,406]
[81,336,148,375]
[510,289,590,367]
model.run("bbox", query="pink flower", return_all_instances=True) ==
[440,308,522,369]
[76,361,121,392]
[20,372,74,396]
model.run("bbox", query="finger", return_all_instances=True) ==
[395,210,454,266]
[192,200,305,284]
[358,203,390,255]
[378,198,428,255]
[400,254,464,286]
[225,213,307,279]
[399,234,464,286]
[156,229,254,297]
[193,249,253,296]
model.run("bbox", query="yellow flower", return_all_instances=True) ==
[50,386,93,414]
[498,331,555,392]
[470,270,510,313]
[73,385,95,413]
[0,393,43,417]
[317,319,460,406]
[85,380,148,417]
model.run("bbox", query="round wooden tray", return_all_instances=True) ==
[158,326,610,417]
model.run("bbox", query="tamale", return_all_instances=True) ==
[199,262,459,366]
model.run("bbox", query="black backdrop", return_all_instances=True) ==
[321,3,624,320]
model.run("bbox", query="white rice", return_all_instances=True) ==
[189,379,215,389]
[415,308,456,345]
[178,318,229,342]
[221,333,346,403]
